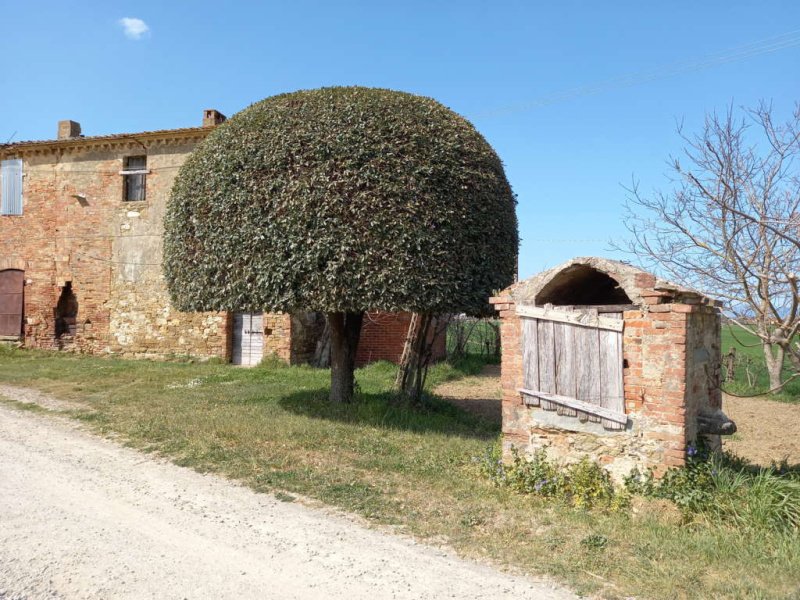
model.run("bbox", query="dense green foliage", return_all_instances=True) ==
[625,444,800,532]
[479,445,624,510]
[481,440,800,533]
[164,87,518,314]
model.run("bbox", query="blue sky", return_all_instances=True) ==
[2,1,798,280]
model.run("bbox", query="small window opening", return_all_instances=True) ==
[55,282,78,338]
[122,156,147,202]
[536,265,632,306]
[1,158,24,215]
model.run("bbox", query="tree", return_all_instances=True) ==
[163,87,518,403]
[622,102,800,392]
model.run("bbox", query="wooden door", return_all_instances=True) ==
[0,270,23,337]
[232,312,264,366]
[518,304,626,430]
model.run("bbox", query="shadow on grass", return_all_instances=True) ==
[722,450,800,479]
[277,387,500,441]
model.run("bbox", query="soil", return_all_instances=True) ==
[723,394,800,466]
[434,366,800,467]
[434,364,503,425]
[0,395,574,600]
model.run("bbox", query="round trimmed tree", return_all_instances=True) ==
[164,87,518,403]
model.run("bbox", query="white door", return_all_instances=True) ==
[232,312,264,366]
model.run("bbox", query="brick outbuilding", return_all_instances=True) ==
[491,257,734,479]
[0,112,444,366]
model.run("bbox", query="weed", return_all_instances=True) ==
[580,534,609,551]
[480,446,625,511]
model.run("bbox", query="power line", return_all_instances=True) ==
[474,29,800,119]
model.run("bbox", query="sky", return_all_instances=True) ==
[1,1,799,280]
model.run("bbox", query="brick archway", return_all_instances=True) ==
[0,257,26,272]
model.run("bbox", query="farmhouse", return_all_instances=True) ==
[0,111,442,365]
[491,257,735,478]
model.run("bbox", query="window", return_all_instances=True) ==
[0,159,23,216]
[121,156,147,202]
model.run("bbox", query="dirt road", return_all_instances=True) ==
[0,403,573,600]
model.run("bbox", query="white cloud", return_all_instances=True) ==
[119,17,150,40]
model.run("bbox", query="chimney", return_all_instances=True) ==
[58,120,81,140]
[202,109,227,128]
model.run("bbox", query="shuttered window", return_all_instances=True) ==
[0,159,23,216]
[122,156,147,202]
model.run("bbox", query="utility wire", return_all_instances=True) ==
[474,29,800,119]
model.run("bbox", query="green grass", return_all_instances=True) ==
[0,345,799,599]
[447,318,501,363]
[721,324,800,402]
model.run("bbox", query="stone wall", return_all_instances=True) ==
[263,313,292,362]
[0,128,228,359]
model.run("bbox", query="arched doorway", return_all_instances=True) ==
[0,269,24,337]
[55,282,78,339]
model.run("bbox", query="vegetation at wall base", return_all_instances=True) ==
[0,346,798,599]
[625,443,800,533]
[482,439,800,534]
[478,444,625,511]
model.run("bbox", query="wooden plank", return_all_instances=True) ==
[232,313,244,365]
[516,304,624,332]
[553,321,577,416]
[520,317,540,406]
[537,319,556,410]
[249,312,264,366]
[518,389,628,425]
[571,304,637,313]
[575,315,601,402]
[599,313,625,430]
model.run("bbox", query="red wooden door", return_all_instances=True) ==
[0,270,23,337]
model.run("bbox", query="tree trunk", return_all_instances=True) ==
[312,317,331,368]
[763,342,785,393]
[395,313,434,403]
[327,311,364,403]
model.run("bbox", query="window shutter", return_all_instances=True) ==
[1,159,23,216]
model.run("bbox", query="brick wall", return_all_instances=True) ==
[0,131,228,359]
[355,312,447,367]
[492,291,722,480]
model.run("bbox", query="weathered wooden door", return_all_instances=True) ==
[518,304,626,430]
[0,269,23,337]
[232,312,264,366]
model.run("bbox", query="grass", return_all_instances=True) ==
[447,317,501,363]
[1,346,799,599]
[721,323,800,403]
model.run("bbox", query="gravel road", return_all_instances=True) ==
[0,401,575,600]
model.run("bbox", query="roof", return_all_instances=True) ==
[0,126,212,155]
[505,256,719,307]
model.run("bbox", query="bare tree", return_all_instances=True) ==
[621,102,800,392]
